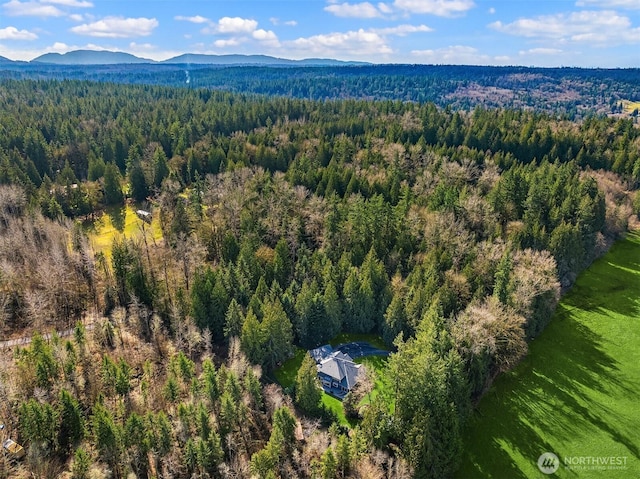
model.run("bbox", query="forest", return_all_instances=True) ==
[1,64,640,118]
[0,78,638,478]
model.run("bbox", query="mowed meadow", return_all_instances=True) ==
[83,204,162,259]
[458,232,640,478]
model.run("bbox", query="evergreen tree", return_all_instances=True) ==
[295,353,321,415]
[224,298,245,340]
[493,249,512,304]
[92,403,122,469]
[103,162,123,205]
[128,162,149,202]
[240,309,266,366]
[153,147,169,188]
[58,389,85,453]
[273,237,292,287]
[261,298,294,370]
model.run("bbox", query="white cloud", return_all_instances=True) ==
[3,0,64,17]
[288,29,393,58]
[490,10,640,46]
[378,2,393,14]
[372,24,432,35]
[175,15,209,24]
[70,16,158,38]
[270,17,297,26]
[575,0,640,9]
[42,0,91,7]
[488,7,495,14]
[394,0,474,17]
[214,38,242,48]
[0,26,38,40]
[216,16,258,34]
[325,2,383,18]
[519,48,563,55]
[252,28,280,47]
[411,45,490,64]
[68,13,83,21]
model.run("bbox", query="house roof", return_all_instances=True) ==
[317,352,361,390]
[310,344,333,363]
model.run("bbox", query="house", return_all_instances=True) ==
[309,345,361,399]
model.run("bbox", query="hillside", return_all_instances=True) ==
[162,53,367,66]
[32,50,153,65]
[1,62,638,117]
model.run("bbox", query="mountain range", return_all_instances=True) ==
[24,50,368,66]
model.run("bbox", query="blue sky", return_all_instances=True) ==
[1,0,639,66]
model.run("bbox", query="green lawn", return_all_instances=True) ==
[273,348,306,389]
[354,355,388,407]
[83,204,162,260]
[458,232,640,478]
[273,335,390,428]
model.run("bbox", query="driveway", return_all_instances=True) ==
[334,341,389,359]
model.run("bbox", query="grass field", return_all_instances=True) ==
[621,100,640,114]
[83,204,163,260]
[458,232,640,478]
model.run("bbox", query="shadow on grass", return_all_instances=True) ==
[106,204,127,232]
[272,348,305,389]
[459,233,640,478]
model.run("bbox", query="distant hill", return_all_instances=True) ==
[163,53,369,66]
[0,55,15,64]
[27,50,369,66]
[32,50,153,65]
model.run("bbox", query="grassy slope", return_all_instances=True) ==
[84,204,162,260]
[622,100,640,114]
[458,232,640,478]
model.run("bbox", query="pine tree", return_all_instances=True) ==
[103,162,123,205]
[153,147,169,188]
[58,389,85,453]
[493,249,512,304]
[261,299,294,370]
[295,353,321,415]
[128,162,149,202]
[240,309,266,366]
[92,403,122,469]
[224,298,244,340]
[321,447,338,479]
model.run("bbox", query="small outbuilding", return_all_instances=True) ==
[136,209,152,223]
[3,438,25,460]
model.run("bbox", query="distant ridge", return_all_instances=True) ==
[32,50,153,65]
[0,55,15,64]
[163,53,369,66]
[26,49,368,66]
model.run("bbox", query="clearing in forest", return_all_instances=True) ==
[84,204,162,260]
[458,232,640,478]
[274,334,390,428]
